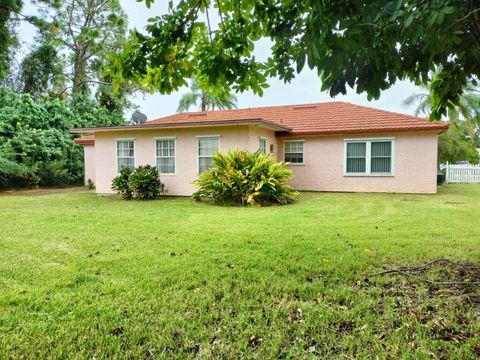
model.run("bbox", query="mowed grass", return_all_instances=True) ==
[0,185,479,359]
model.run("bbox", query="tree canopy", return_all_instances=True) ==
[0,0,138,189]
[0,88,124,188]
[0,0,22,82]
[438,122,479,164]
[403,71,480,137]
[110,0,480,119]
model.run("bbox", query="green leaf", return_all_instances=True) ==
[404,14,415,28]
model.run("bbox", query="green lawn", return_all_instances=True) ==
[1,185,479,358]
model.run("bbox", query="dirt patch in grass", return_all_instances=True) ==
[0,187,88,196]
[363,259,480,352]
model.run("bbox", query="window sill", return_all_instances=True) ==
[160,173,176,176]
[286,163,306,166]
[344,173,394,177]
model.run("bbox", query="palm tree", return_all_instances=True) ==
[177,79,238,112]
[403,72,480,138]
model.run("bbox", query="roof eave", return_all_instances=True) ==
[276,125,449,137]
[71,118,291,134]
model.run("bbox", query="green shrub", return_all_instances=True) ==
[0,158,39,189]
[111,167,133,199]
[129,165,162,200]
[111,165,162,200]
[36,161,77,187]
[87,179,95,190]
[193,149,298,206]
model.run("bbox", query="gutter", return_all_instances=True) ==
[71,118,292,134]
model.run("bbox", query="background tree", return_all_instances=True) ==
[177,79,238,112]
[403,73,480,138]
[0,87,125,188]
[31,0,129,100]
[19,43,64,97]
[403,71,480,164]
[0,0,135,189]
[0,0,22,82]
[110,0,480,120]
[438,123,479,164]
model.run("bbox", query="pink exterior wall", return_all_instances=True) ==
[278,132,439,194]
[94,125,276,195]
[247,126,277,156]
[89,127,439,195]
[83,144,96,186]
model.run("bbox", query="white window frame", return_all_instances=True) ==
[283,139,305,165]
[259,137,267,154]
[154,137,176,176]
[343,137,395,176]
[196,135,221,174]
[115,138,135,174]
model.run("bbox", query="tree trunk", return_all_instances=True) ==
[200,92,207,112]
[72,44,89,95]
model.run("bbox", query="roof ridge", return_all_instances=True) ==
[148,101,347,123]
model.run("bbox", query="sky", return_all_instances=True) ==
[18,1,422,121]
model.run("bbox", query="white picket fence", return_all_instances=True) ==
[445,163,480,183]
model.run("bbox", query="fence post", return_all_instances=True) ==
[445,161,449,183]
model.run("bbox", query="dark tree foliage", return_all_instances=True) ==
[0,0,22,81]
[110,0,480,120]
[20,43,63,97]
[0,87,124,188]
[33,0,128,95]
[438,122,480,164]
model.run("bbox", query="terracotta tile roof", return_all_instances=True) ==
[72,102,448,144]
[147,101,448,135]
[74,135,95,145]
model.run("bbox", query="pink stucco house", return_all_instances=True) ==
[72,101,448,195]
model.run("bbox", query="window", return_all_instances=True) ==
[259,137,267,154]
[116,140,134,172]
[284,140,304,164]
[156,138,175,175]
[198,136,220,173]
[346,142,366,173]
[345,139,394,175]
[371,141,392,173]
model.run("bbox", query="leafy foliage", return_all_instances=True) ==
[129,165,163,200]
[193,149,298,206]
[19,43,64,97]
[111,166,134,200]
[0,0,22,82]
[177,78,238,112]
[438,123,479,164]
[0,158,39,189]
[111,0,480,119]
[403,71,480,137]
[402,70,480,165]
[112,165,163,200]
[0,87,124,188]
[33,0,128,96]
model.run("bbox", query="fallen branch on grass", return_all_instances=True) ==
[368,258,480,286]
